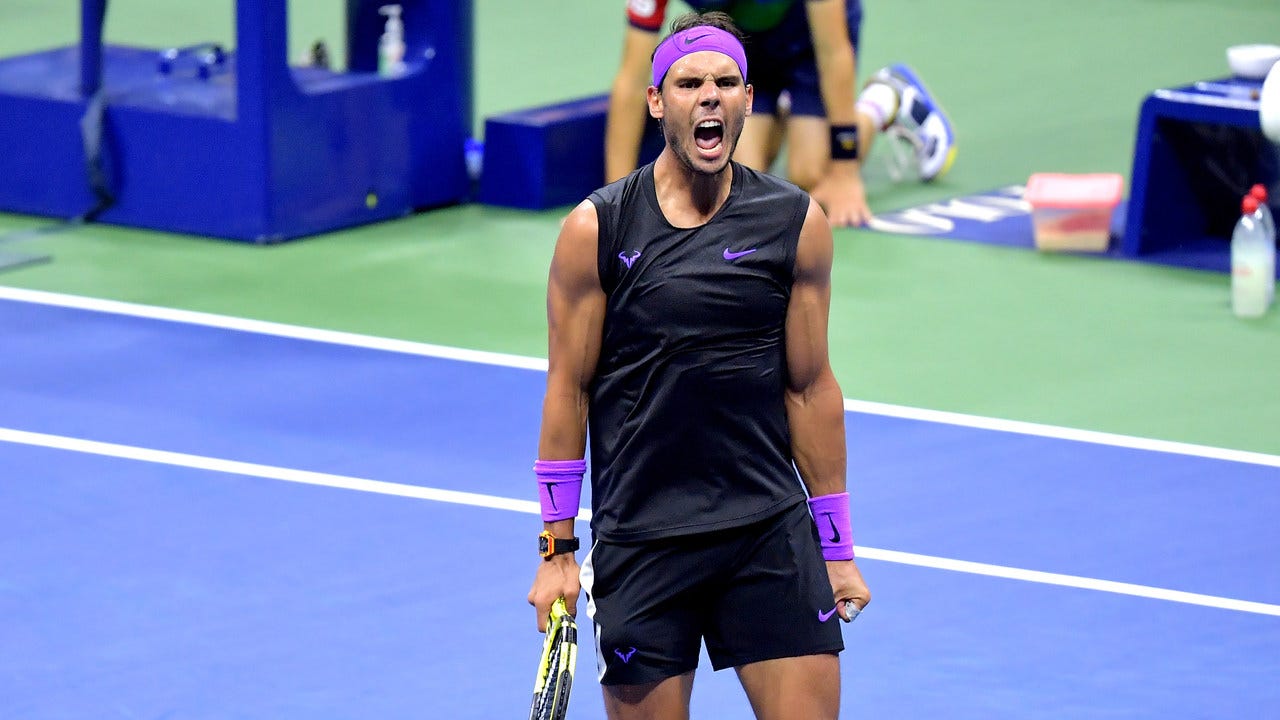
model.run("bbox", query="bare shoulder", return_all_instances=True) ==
[801,195,830,232]
[551,200,602,288]
[795,196,834,279]
[562,197,598,233]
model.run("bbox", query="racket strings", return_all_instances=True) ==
[531,641,563,719]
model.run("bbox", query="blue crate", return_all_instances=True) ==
[479,94,663,210]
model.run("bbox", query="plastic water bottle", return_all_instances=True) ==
[1231,195,1273,318]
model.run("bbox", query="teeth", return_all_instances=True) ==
[698,120,722,128]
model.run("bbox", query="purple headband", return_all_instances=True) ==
[651,26,748,89]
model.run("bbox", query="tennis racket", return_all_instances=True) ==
[529,597,578,720]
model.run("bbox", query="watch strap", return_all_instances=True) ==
[538,531,580,558]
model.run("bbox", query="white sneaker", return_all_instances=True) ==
[869,63,956,182]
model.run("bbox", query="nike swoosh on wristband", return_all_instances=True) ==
[723,248,758,260]
[545,482,557,510]
[817,606,839,623]
[824,513,841,543]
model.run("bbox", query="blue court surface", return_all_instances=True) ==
[2,290,1278,719]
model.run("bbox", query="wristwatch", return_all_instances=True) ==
[538,530,579,560]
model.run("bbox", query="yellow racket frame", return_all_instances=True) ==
[529,597,577,720]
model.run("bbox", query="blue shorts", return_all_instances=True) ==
[747,0,864,117]
[580,501,845,686]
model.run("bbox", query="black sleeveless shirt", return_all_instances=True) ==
[586,162,809,542]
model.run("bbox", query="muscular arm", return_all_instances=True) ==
[784,198,847,497]
[528,199,606,630]
[605,26,661,183]
[539,200,605,463]
[785,197,871,616]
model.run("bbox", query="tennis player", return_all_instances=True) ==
[528,12,870,719]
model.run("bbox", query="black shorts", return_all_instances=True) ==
[580,501,845,686]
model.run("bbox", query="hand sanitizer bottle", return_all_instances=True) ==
[378,5,406,77]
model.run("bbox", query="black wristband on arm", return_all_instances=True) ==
[830,124,860,161]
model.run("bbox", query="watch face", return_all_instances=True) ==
[538,535,550,555]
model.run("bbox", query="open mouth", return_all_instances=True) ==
[694,120,724,153]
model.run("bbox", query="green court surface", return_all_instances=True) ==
[2,1,1278,455]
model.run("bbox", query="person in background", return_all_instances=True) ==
[605,0,956,227]
[530,12,870,718]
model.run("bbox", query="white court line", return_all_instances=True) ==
[0,286,548,371]
[2,425,1278,618]
[2,285,1278,468]
[842,399,1280,469]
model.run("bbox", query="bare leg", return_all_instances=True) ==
[736,654,840,720]
[785,114,879,192]
[602,671,696,720]
[735,114,781,172]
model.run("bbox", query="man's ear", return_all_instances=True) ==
[646,86,664,120]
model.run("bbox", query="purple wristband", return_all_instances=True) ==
[534,459,586,522]
[807,492,855,561]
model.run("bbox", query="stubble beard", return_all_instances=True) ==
[661,116,743,178]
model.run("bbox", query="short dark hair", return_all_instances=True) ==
[667,11,746,44]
